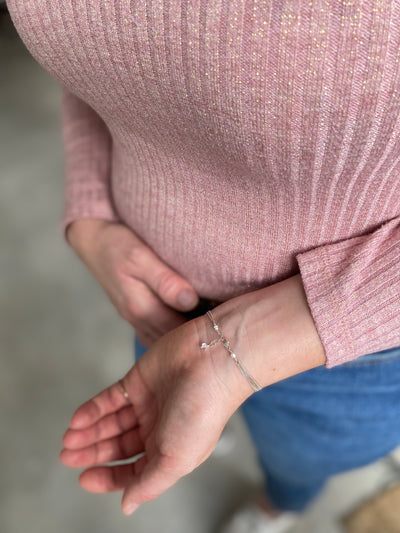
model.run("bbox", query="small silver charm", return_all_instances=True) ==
[200,309,262,393]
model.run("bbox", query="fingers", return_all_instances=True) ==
[60,427,143,467]
[63,405,137,449]
[121,279,188,337]
[68,374,141,430]
[78,452,186,516]
[132,247,199,312]
[78,460,142,493]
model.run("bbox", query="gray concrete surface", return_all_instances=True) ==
[2,9,400,533]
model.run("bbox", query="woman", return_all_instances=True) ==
[6,1,400,531]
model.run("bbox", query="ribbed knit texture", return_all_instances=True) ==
[7,0,400,368]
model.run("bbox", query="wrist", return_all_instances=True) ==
[195,274,326,399]
[243,274,326,384]
[194,306,256,410]
[66,218,112,255]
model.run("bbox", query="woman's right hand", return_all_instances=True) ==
[60,313,248,515]
[66,218,200,347]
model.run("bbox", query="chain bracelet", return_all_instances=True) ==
[200,310,262,393]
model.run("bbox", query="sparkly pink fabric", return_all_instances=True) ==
[7,0,400,367]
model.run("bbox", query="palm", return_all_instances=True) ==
[60,323,230,513]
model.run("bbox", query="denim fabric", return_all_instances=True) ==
[133,324,400,512]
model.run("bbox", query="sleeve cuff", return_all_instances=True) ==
[62,206,121,245]
[296,246,356,368]
[296,217,400,368]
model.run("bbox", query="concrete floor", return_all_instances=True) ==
[2,9,400,533]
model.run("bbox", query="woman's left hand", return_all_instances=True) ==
[59,274,326,515]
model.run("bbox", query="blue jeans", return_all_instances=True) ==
[133,330,400,512]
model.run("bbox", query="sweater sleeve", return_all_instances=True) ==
[61,86,120,243]
[295,215,400,368]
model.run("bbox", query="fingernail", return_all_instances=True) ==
[177,289,198,310]
[123,502,140,516]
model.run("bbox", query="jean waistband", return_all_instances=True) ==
[341,345,400,367]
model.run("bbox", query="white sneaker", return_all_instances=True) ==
[219,502,300,533]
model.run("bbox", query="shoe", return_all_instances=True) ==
[219,502,300,533]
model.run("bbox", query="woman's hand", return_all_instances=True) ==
[60,317,247,515]
[66,219,200,346]
[59,273,326,515]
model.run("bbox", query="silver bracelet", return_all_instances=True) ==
[200,310,262,393]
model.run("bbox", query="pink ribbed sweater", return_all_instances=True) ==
[7,0,400,368]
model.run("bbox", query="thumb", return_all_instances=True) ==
[121,454,187,515]
[139,249,199,312]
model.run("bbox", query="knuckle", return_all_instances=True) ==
[126,245,139,266]
[154,269,178,298]
[117,283,149,322]
[117,306,131,322]
[126,242,148,270]
[116,297,135,321]
[126,297,148,319]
